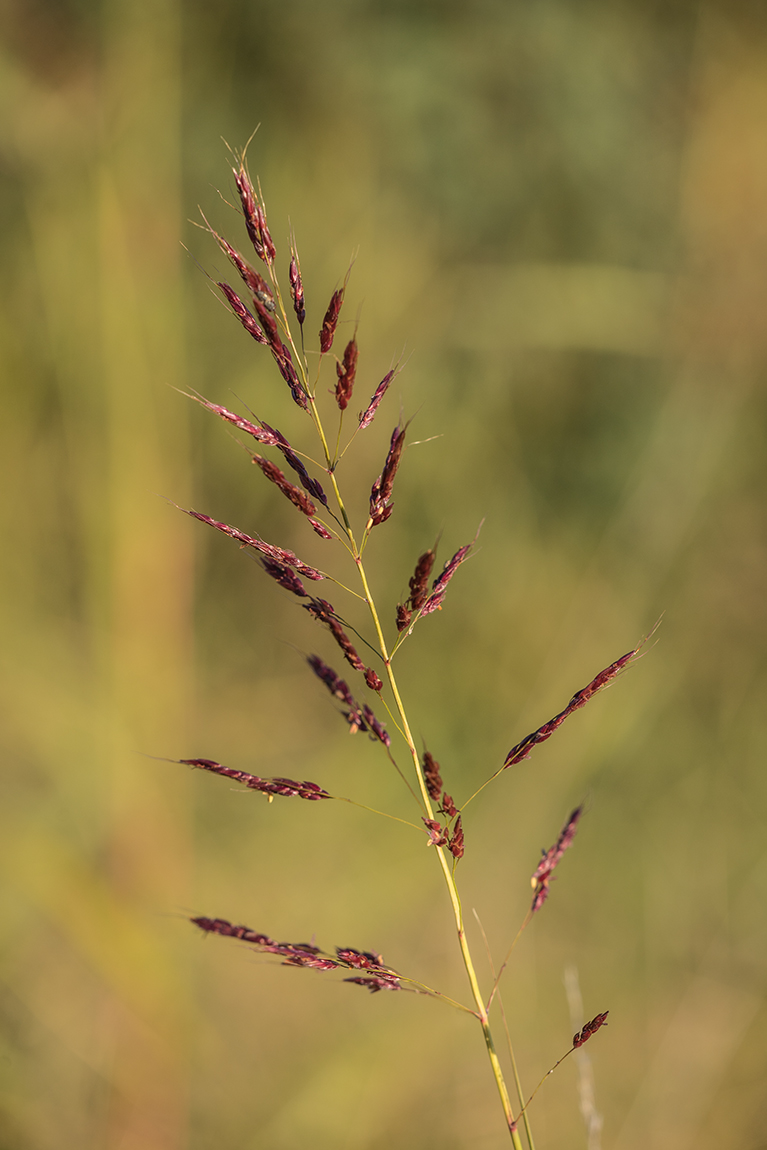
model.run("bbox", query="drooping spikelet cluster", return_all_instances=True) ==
[192,916,403,993]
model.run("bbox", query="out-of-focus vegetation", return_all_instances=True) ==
[2,1,767,1147]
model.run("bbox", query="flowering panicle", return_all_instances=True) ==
[369,424,406,527]
[359,368,397,430]
[182,508,324,581]
[180,759,331,801]
[335,337,358,411]
[178,159,626,1137]
[503,648,639,769]
[530,806,583,912]
[573,1012,609,1048]
[192,915,403,989]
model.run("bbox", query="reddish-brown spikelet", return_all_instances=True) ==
[396,603,413,632]
[260,556,308,597]
[439,794,458,819]
[408,549,436,612]
[182,508,324,581]
[306,654,369,734]
[369,424,406,527]
[234,162,276,264]
[218,282,268,345]
[289,250,305,326]
[252,454,316,516]
[261,421,328,506]
[503,648,638,769]
[362,704,390,747]
[359,369,396,430]
[422,818,449,847]
[247,298,307,410]
[421,537,477,616]
[206,220,275,305]
[304,598,366,673]
[335,946,384,969]
[364,668,383,692]
[530,805,583,912]
[449,816,465,860]
[335,338,358,411]
[573,1011,609,1048]
[192,916,274,946]
[180,759,332,800]
[319,287,344,353]
[188,394,280,446]
[422,751,443,801]
[344,976,401,993]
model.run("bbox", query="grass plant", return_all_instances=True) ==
[176,144,645,1146]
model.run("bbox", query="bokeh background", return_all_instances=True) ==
[2,1,767,1147]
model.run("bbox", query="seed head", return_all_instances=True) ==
[364,667,383,692]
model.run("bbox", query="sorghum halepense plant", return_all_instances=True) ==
[177,147,640,1146]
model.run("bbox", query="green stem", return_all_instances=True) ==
[309,400,522,1146]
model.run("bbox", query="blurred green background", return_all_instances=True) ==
[2,1,767,1147]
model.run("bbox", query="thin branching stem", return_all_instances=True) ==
[308,399,523,1147]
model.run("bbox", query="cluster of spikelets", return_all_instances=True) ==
[177,148,643,1130]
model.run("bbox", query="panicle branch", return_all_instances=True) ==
[192,915,404,989]
[179,759,332,801]
[531,806,583,912]
[181,507,324,581]
[503,648,639,769]
[369,424,406,527]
